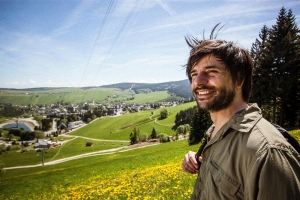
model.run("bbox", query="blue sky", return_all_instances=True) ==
[0,0,299,89]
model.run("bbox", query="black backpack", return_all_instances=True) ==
[195,123,300,168]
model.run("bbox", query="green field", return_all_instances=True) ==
[0,103,199,199]
[69,102,196,140]
[0,87,172,105]
[0,140,199,199]
[1,101,299,199]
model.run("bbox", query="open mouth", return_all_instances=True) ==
[195,89,216,100]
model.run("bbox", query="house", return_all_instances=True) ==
[34,141,50,149]
[57,123,67,131]
[68,121,83,130]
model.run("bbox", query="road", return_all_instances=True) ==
[3,142,159,170]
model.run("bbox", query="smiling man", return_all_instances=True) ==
[181,25,300,200]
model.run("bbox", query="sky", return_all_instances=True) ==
[0,0,299,89]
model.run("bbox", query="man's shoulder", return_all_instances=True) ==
[248,118,294,155]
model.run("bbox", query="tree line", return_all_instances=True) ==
[250,7,299,127]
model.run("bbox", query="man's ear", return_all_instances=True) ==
[236,72,244,88]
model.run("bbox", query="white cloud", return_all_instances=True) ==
[155,0,176,16]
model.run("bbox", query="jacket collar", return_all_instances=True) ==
[206,103,262,141]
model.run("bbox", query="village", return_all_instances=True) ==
[0,98,186,152]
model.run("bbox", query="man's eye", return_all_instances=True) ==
[207,70,218,73]
[191,73,197,77]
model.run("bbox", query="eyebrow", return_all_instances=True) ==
[190,64,225,73]
[204,65,226,70]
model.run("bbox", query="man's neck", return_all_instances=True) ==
[209,101,248,139]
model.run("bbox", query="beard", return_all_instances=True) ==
[194,85,236,112]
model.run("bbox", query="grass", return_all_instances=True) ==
[0,140,199,199]
[0,88,172,105]
[1,138,129,168]
[289,127,300,142]
[69,102,196,140]
[1,102,196,169]
[1,100,299,199]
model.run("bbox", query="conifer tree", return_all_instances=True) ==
[251,7,300,126]
[150,127,157,139]
[188,108,212,145]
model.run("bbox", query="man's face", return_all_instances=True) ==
[190,55,236,112]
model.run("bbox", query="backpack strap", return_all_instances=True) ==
[195,137,207,170]
[271,123,300,154]
[194,123,300,170]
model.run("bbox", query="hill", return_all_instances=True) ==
[0,102,199,199]
[0,79,192,105]
[100,79,192,98]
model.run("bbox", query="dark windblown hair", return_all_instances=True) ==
[185,23,253,102]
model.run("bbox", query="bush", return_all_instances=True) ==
[139,133,148,142]
[6,145,12,151]
[160,108,168,119]
[157,133,170,143]
[9,145,20,151]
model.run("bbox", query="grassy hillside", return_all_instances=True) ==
[0,101,198,199]
[0,88,174,105]
[0,140,199,199]
[0,102,196,169]
[0,79,192,105]
[1,100,299,199]
[0,87,136,105]
[69,102,196,140]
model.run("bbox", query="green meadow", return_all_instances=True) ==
[0,102,199,199]
[1,101,299,199]
[0,140,199,199]
[0,87,171,105]
[69,102,196,140]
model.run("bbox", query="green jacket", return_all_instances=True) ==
[192,104,300,200]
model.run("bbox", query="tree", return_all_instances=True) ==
[20,131,35,140]
[188,108,212,145]
[150,127,157,139]
[268,8,300,126]
[129,127,140,145]
[34,130,44,142]
[176,125,185,135]
[251,25,272,105]
[251,7,300,127]
[160,108,168,119]
[172,106,195,130]
[184,124,191,135]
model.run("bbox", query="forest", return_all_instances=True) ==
[250,7,299,127]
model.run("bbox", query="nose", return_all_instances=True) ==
[193,71,208,86]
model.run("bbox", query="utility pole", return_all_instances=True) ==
[42,148,45,166]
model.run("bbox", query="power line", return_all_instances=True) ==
[87,0,144,87]
[72,0,116,104]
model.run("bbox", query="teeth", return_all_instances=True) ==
[198,91,209,95]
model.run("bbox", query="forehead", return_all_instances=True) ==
[191,55,227,71]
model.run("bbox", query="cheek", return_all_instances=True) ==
[191,82,196,90]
